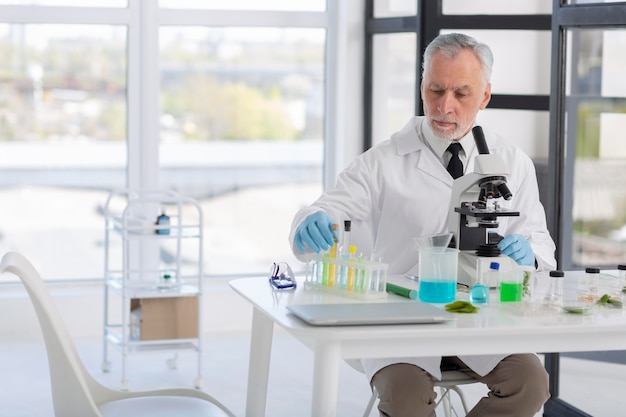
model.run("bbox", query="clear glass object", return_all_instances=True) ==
[482,261,501,290]
[563,28,626,268]
[519,265,535,301]
[545,270,564,306]
[0,23,127,281]
[470,259,490,304]
[500,268,523,303]
[578,267,600,301]
[414,233,453,251]
[443,0,551,15]
[374,0,417,17]
[469,281,489,304]
[372,32,416,146]
[158,26,326,276]
[618,264,626,287]
[337,220,352,289]
[159,0,325,11]
[418,248,458,303]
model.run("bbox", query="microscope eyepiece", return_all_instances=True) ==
[472,126,490,155]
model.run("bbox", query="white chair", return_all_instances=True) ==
[0,252,236,417]
[347,360,476,417]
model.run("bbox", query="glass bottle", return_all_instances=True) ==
[580,267,600,301]
[155,210,170,235]
[618,264,626,289]
[545,270,564,306]
[485,261,500,290]
[470,261,491,304]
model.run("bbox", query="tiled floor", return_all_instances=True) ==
[2,329,626,416]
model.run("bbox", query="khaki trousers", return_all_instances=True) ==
[370,354,549,417]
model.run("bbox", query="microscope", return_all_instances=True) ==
[447,126,520,287]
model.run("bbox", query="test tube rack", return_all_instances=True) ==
[304,253,388,299]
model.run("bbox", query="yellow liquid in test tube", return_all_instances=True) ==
[327,224,338,287]
[346,245,357,291]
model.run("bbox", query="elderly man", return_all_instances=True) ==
[289,33,555,417]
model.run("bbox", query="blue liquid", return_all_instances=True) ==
[418,280,456,303]
[469,284,489,304]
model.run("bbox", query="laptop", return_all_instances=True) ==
[286,301,455,326]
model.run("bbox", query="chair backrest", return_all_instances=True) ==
[1,252,103,417]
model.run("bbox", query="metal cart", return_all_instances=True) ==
[102,188,204,390]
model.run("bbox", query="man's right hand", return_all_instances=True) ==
[294,212,336,253]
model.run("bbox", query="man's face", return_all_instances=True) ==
[421,49,491,141]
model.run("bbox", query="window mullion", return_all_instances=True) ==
[127,0,159,190]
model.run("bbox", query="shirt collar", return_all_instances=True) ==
[421,121,477,163]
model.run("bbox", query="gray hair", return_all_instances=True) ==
[422,33,493,86]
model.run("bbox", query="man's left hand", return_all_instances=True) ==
[498,234,535,267]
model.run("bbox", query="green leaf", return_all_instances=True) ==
[563,306,588,314]
[445,300,478,314]
[596,294,622,308]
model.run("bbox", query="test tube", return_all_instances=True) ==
[355,254,365,292]
[346,245,357,291]
[315,257,324,284]
[375,257,384,292]
[369,255,378,292]
[360,259,370,292]
[305,259,312,283]
[322,253,330,286]
[338,221,352,289]
[327,224,338,287]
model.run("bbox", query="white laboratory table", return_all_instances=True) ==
[229,272,626,417]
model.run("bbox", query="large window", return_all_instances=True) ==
[0,22,127,279]
[0,1,126,5]
[542,4,626,417]
[0,1,333,280]
[549,3,626,271]
[365,0,551,186]
[158,26,326,274]
[562,28,626,268]
[371,32,416,145]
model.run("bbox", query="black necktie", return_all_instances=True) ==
[446,142,463,179]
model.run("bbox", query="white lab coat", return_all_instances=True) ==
[289,116,556,381]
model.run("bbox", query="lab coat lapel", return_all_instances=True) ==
[416,149,452,186]
[393,117,453,187]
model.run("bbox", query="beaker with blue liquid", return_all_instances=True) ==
[415,233,458,303]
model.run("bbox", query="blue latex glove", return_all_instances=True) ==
[498,234,535,267]
[294,212,337,253]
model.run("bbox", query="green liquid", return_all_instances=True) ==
[322,254,330,286]
[500,282,523,302]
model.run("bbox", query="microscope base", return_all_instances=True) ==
[458,252,518,288]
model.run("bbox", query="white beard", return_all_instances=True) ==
[428,118,471,142]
